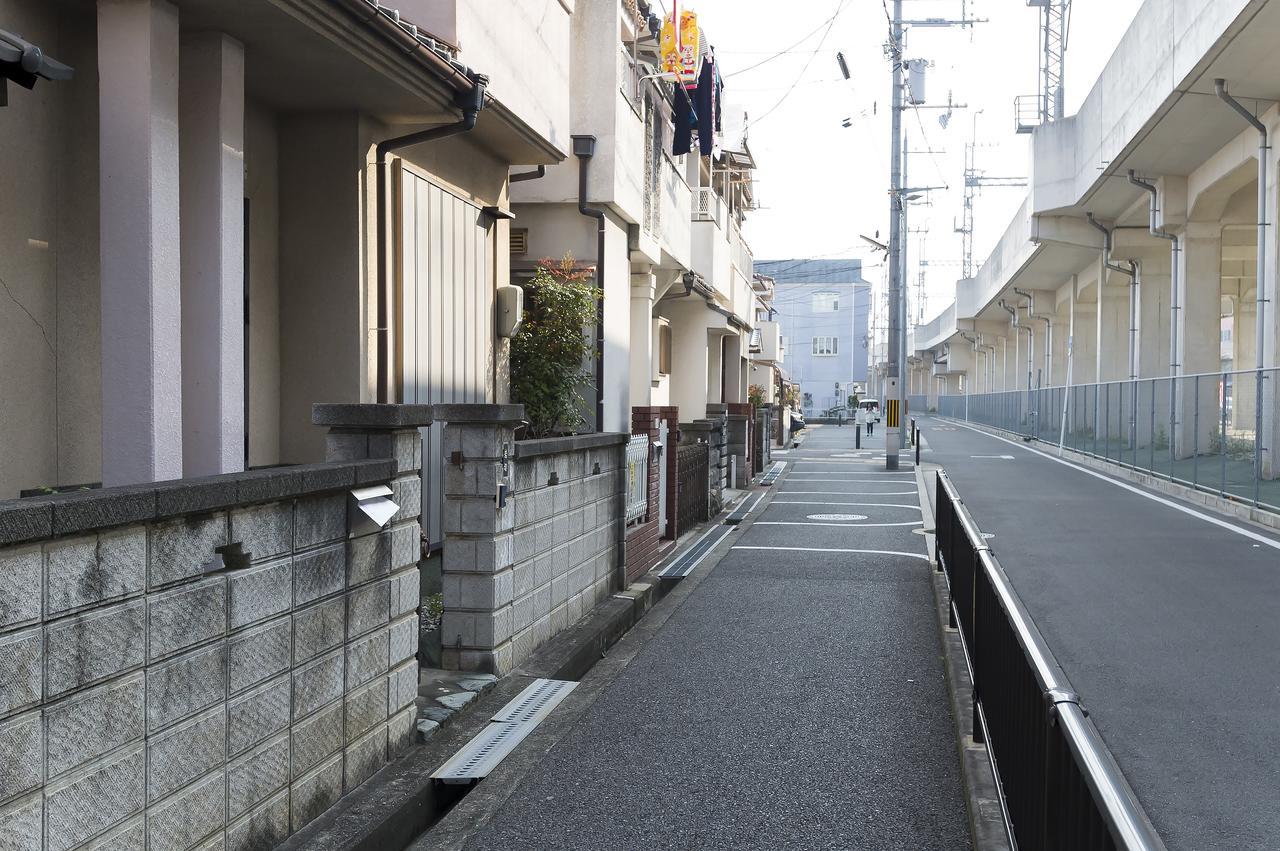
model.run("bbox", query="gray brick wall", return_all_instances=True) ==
[436,407,624,674]
[0,454,418,851]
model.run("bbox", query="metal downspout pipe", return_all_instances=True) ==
[374,74,488,403]
[572,136,607,432]
[1215,79,1269,492]
[960,332,979,421]
[1087,213,1140,448]
[1128,170,1182,462]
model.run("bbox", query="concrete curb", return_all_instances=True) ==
[915,464,1013,851]
[277,488,764,851]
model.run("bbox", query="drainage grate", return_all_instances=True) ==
[658,526,732,579]
[724,492,765,526]
[760,461,786,485]
[492,678,577,725]
[431,720,539,783]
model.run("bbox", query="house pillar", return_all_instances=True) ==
[98,0,183,485]
[629,270,656,408]
[180,32,246,476]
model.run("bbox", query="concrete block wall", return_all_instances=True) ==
[0,449,417,851]
[436,405,625,675]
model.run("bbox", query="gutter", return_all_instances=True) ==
[334,0,476,94]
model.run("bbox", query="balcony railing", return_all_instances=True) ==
[693,187,722,225]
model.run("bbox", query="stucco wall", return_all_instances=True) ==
[246,100,282,469]
[0,4,100,497]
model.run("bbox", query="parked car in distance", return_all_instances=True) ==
[858,399,881,422]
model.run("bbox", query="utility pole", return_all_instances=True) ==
[885,0,905,469]
[884,3,980,468]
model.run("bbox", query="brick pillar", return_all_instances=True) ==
[625,407,662,583]
[311,403,432,772]
[433,404,523,674]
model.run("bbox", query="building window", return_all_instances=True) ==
[812,291,839,312]
[812,336,838,356]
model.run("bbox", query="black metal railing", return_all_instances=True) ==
[935,470,1165,851]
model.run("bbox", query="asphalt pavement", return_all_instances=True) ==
[459,424,971,850]
[918,416,1280,850]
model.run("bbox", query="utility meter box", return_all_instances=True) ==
[497,284,524,337]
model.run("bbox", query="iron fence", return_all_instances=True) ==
[625,434,650,523]
[676,443,710,536]
[937,368,1280,512]
[935,470,1165,851]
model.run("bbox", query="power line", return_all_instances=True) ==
[723,9,846,79]
[744,0,850,131]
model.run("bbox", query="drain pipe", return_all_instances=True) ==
[510,165,546,183]
[375,74,488,403]
[1086,214,1139,376]
[1215,79,1268,485]
[1128,170,1182,451]
[1087,213,1140,448]
[571,135,607,432]
[1000,298,1034,391]
[1014,287,1054,386]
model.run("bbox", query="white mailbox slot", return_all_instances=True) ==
[350,484,399,535]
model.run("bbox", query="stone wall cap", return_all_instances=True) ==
[433,403,526,424]
[681,421,715,431]
[0,459,392,545]
[312,403,434,428]
[514,432,627,459]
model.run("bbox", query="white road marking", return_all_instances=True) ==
[806,513,869,521]
[733,545,928,561]
[778,489,919,496]
[754,520,924,528]
[970,455,1015,460]
[772,501,923,511]
[777,479,919,486]
[946,420,1280,552]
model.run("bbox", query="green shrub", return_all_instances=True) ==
[510,255,600,438]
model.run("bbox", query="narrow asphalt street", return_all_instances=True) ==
[918,416,1280,850]
[459,424,970,850]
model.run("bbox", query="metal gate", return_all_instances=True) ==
[396,165,494,548]
[657,420,669,537]
[625,434,649,522]
[676,443,709,536]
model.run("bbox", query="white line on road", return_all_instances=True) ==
[778,490,919,496]
[772,501,923,511]
[754,520,924,528]
[946,420,1280,552]
[733,545,928,561]
[970,455,1015,460]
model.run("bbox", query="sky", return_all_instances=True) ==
[668,0,1144,327]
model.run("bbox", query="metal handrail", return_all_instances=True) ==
[936,469,1166,851]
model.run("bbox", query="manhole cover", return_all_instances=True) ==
[806,513,869,521]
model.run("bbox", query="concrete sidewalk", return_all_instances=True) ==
[449,425,971,850]
[920,416,1280,850]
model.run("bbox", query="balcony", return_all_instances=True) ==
[693,186,725,227]
[755,320,784,365]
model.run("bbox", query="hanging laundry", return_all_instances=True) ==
[660,7,701,86]
[673,83,697,155]
[693,57,716,156]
